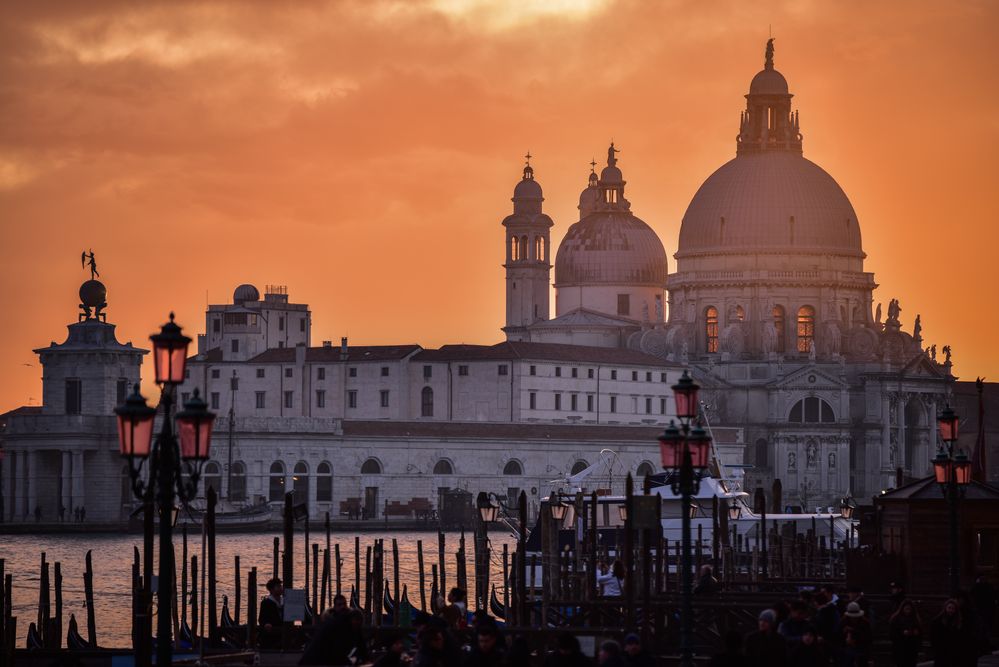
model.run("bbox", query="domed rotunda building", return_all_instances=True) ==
[659,40,952,502]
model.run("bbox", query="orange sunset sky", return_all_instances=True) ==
[1,0,997,412]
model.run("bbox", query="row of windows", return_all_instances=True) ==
[211,314,306,334]
[529,392,666,414]
[509,235,546,261]
[704,305,815,354]
[206,365,387,380]
[63,378,129,415]
[188,388,391,411]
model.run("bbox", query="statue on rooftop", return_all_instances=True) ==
[765,38,775,69]
[81,249,99,280]
[607,142,619,167]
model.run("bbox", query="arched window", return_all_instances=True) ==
[510,236,519,261]
[773,305,786,354]
[636,461,655,479]
[754,438,769,468]
[796,306,815,353]
[292,461,309,505]
[534,236,545,261]
[268,461,285,502]
[705,307,719,353]
[316,461,333,502]
[570,460,589,476]
[733,305,745,322]
[421,386,434,417]
[361,458,382,475]
[520,235,528,260]
[788,397,836,423]
[230,461,247,502]
[503,460,523,476]
[433,459,454,475]
[203,461,222,498]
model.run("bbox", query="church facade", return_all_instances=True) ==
[1,41,956,523]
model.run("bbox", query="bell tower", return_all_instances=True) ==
[502,155,553,341]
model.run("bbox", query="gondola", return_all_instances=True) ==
[26,621,43,649]
[221,595,236,628]
[429,579,441,614]
[489,586,506,620]
[349,585,361,611]
[66,614,93,650]
[400,585,412,611]
[177,619,195,650]
[382,581,394,615]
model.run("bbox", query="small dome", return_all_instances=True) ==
[79,280,107,308]
[600,165,623,183]
[514,177,542,200]
[749,68,789,95]
[578,185,599,218]
[555,212,667,286]
[233,284,260,303]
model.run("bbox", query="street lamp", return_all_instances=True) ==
[727,501,742,521]
[475,492,500,611]
[659,370,712,667]
[477,491,499,523]
[550,496,569,523]
[933,405,971,595]
[116,314,215,667]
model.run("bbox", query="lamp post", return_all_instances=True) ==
[658,371,712,667]
[116,314,215,667]
[933,405,971,595]
[476,492,499,611]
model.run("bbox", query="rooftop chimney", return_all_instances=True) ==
[322,340,332,347]
[340,337,349,361]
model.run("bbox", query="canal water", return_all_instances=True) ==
[1,530,517,648]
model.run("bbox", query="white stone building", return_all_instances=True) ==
[1,40,955,522]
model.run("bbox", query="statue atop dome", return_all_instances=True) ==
[607,142,619,167]
[81,249,99,280]
[765,38,775,70]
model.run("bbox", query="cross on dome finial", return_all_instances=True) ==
[765,37,775,70]
[522,151,534,180]
[590,158,597,172]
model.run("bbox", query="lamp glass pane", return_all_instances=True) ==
[659,440,681,469]
[955,460,972,485]
[117,414,154,457]
[933,458,951,485]
[689,438,712,470]
[178,419,212,459]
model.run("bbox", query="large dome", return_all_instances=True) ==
[555,212,668,286]
[677,153,863,257]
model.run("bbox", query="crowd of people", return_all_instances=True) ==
[253,573,997,667]
[707,578,996,667]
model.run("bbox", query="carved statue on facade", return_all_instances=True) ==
[822,321,842,356]
[808,339,816,362]
[875,302,882,325]
[806,441,817,467]
[719,324,745,356]
[761,319,778,355]
[641,301,650,323]
[828,452,836,469]
[943,345,952,364]
[655,296,664,323]
[889,434,898,467]
[788,451,796,470]
[930,344,937,361]
[887,298,901,323]
[913,314,922,341]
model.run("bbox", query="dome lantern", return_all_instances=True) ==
[512,151,543,214]
[738,38,802,155]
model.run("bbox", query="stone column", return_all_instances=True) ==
[26,449,37,519]
[61,451,72,519]
[10,451,22,521]
[897,394,907,474]
[881,393,891,470]
[71,451,85,517]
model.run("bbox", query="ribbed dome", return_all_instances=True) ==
[555,212,668,286]
[677,153,863,256]
[749,68,788,95]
